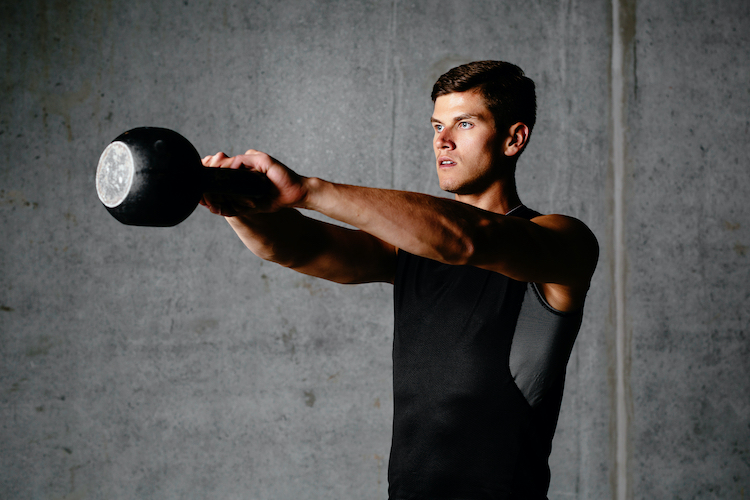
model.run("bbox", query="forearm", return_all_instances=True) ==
[225,208,395,284]
[298,177,485,265]
[225,209,306,264]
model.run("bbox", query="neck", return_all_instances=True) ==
[454,176,521,214]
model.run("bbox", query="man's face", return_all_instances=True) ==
[431,90,504,195]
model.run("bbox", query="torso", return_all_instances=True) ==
[388,206,584,500]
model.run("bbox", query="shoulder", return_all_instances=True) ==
[528,214,599,311]
[531,214,599,261]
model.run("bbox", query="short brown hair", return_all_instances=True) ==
[432,61,536,134]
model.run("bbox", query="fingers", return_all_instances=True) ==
[201,152,231,167]
[199,150,270,217]
[202,151,262,172]
[199,147,295,215]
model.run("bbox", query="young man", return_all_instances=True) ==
[201,61,598,500]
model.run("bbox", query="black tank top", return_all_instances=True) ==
[389,206,584,500]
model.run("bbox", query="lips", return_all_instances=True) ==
[438,156,457,167]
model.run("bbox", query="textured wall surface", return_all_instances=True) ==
[627,1,750,498]
[0,0,747,499]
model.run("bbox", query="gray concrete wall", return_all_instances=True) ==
[0,0,746,499]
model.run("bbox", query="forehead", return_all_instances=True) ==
[431,90,493,122]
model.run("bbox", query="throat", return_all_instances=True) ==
[454,182,521,215]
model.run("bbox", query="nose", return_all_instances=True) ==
[435,129,455,150]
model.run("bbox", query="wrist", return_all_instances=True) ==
[297,176,328,211]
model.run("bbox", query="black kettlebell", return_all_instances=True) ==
[95,127,270,226]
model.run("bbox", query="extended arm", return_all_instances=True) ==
[201,151,598,310]
[299,178,598,311]
[224,209,396,284]
[200,152,396,285]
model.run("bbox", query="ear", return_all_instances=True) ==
[502,122,530,157]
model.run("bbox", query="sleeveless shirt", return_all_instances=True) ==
[389,206,584,500]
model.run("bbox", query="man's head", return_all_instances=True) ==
[429,61,536,202]
[432,61,536,141]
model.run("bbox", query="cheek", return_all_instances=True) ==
[464,138,489,161]
[474,135,498,161]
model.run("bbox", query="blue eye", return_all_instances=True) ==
[459,122,472,129]
[434,124,444,132]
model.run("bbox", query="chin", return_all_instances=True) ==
[440,177,483,196]
[438,173,463,193]
[439,179,460,194]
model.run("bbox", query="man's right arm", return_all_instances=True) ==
[200,152,396,285]
[224,209,396,284]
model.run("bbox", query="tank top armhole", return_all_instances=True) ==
[529,282,585,317]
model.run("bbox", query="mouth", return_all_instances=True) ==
[438,157,457,167]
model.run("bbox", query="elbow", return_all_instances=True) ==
[442,215,498,266]
[425,214,487,265]
[439,234,477,266]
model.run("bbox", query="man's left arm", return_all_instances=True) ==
[299,178,598,311]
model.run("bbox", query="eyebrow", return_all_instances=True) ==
[430,113,478,124]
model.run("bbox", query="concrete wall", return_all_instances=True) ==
[0,0,746,498]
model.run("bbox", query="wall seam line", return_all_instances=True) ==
[611,0,630,498]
